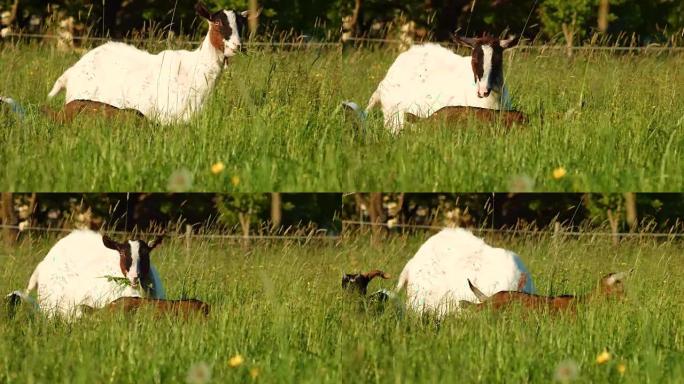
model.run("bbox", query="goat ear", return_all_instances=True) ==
[148,233,164,250]
[500,35,519,49]
[517,272,528,291]
[452,34,477,48]
[195,2,212,20]
[241,8,261,19]
[606,270,630,285]
[102,235,121,251]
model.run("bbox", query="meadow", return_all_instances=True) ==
[1,231,683,383]
[0,41,683,192]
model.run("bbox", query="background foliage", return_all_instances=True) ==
[1,0,682,43]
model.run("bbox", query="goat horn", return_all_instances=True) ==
[467,279,489,302]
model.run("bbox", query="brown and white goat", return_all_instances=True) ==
[461,272,629,312]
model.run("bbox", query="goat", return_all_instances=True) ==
[342,269,391,295]
[40,100,144,123]
[344,34,519,133]
[8,230,165,318]
[81,297,210,318]
[405,106,527,128]
[394,228,535,317]
[45,2,249,124]
[461,272,629,312]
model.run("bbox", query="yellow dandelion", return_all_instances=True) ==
[249,367,260,379]
[228,354,244,368]
[231,175,240,186]
[596,350,611,365]
[553,167,567,180]
[210,162,225,174]
[617,363,626,375]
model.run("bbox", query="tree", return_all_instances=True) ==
[598,0,609,32]
[1,193,17,246]
[538,0,594,55]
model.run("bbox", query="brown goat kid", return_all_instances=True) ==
[41,100,144,123]
[461,272,629,313]
[405,106,527,128]
[342,270,391,295]
[82,297,210,318]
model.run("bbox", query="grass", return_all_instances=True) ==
[0,42,683,191]
[1,232,683,383]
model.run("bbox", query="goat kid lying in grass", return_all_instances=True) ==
[342,269,394,302]
[460,271,629,313]
[80,297,210,319]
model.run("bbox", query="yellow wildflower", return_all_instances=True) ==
[228,354,244,368]
[231,175,240,186]
[250,367,260,379]
[617,363,626,375]
[211,162,225,174]
[553,167,567,180]
[596,350,611,364]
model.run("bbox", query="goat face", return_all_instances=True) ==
[102,234,163,289]
[342,270,391,295]
[452,34,519,98]
[195,2,249,59]
[598,271,629,299]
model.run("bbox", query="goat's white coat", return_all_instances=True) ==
[47,12,242,124]
[21,230,164,318]
[395,228,534,316]
[367,43,512,133]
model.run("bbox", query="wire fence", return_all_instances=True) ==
[3,32,684,52]
[0,224,340,242]
[1,222,683,243]
[341,220,684,239]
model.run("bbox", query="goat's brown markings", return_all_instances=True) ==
[466,273,626,314]
[209,22,225,51]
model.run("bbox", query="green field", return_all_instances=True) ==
[1,232,683,383]
[1,42,683,192]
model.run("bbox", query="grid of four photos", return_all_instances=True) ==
[1,1,683,382]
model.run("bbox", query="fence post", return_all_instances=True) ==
[185,224,192,252]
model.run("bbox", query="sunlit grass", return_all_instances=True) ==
[1,232,683,383]
[0,42,683,191]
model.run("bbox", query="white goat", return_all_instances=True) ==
[46,2,248,124]
[345,35,518,133]
[8,230,165,318]
[395,228,535,317]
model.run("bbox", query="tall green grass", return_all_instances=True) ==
[1,232,683,383]
[1,42,683,191]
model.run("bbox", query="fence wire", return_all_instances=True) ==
[0,224,340,241]
[341,220,684,238]
[3,32,684,52]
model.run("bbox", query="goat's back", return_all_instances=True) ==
[398,228,535,316]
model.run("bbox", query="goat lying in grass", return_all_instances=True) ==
[342,270,391,295]
[461,271,629,312]
[405,106,527,128]
[342,269,396,302]
[81,297,210,318]
[40,100,144,123]
[344,34,520,133]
